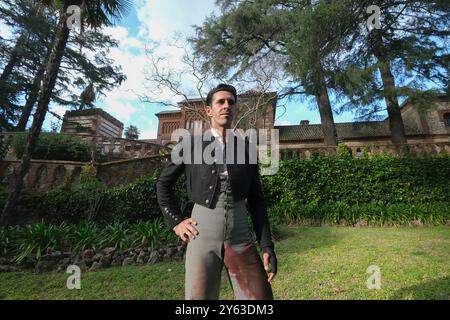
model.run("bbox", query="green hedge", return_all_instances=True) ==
[1,152,449,226]
[12,132,93,162]
[262,153,449,207]
[261,151,450,225]
[39,167,189,225]
[268,202,450,226]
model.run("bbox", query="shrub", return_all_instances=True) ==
[14,222,66,262]
[42,167,188,225]
[130,220,174,250]
[268,201,450,226]
[262,154,450,207]
[66,221,100,252]
[2,153,449,227]
[0,226,14,255]
[0,134,12,160]
[98,222,132,250]
[12,132,93,162]
[42,179,107,224]
[0,221,179,260]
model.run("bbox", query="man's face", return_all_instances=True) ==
[206,90,236,129]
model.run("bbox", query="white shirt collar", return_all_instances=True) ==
[210,128,235,142]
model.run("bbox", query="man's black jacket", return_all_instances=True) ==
[156,133,274,249]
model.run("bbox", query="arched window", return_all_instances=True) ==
[443,112,450,128]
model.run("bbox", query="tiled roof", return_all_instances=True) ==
[139,139,158,144]
[155,110,181,115]
[275,121,425,141]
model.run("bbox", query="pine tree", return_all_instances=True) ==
[1,0,132,225]
[190,0,339,145]
[328,0,449,143]
[0,0,127,131]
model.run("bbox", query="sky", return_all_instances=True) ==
[33,0,364,139]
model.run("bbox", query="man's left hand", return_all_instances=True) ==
[262,246,277,283]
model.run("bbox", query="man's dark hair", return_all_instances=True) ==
[206,84,237,106]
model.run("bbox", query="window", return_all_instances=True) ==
[194,120,202,128]
[444,112,450,128]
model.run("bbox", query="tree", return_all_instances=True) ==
[0,0,46,82]
[124,125,140,140]
[1,0,132,226]
[191,0,449,145]
[16,29,126,130]
[142,40,283,133]
[0,0,50,131]
[0,0,127,131]
[190,0,339,145]
[327,1,449,143]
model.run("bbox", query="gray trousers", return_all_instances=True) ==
[185,175,273,300]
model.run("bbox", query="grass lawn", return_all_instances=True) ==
[0,225,448,300]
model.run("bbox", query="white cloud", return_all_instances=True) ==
[49,1,219,135]
[140,128,158,139]
[103,26,145,50]
[133,0,219,104]
[96,25,148,124]
[51,105,69,117]
[135,0,217,42]
[104,99,137,122]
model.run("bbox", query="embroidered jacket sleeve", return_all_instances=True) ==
[156,139,187,230]
[247,164,274,249]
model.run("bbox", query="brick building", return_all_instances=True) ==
[60,108,124,138]
[156,94,450,149]
[155,92,277,147]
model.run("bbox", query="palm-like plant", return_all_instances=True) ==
[14,222,65,262]
[1,0,132,225]
[131,220,167,250]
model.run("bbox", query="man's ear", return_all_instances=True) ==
[205,106,212,117]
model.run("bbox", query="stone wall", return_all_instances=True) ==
[280,141,450,160]
[1,160,85,192]
[0,132,168,162]
[0,155,165,192]
[78,134,168,161]
[95,156,163,187]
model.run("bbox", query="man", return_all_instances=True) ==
[156,84,277,300]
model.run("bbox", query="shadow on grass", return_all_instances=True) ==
[275,225,346,255]
[390,276,450,300]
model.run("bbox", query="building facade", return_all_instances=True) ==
[155,92,278,147]
[155,94,450,150]
[61,108,124,138]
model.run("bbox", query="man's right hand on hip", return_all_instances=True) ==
[173,218,198,242]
